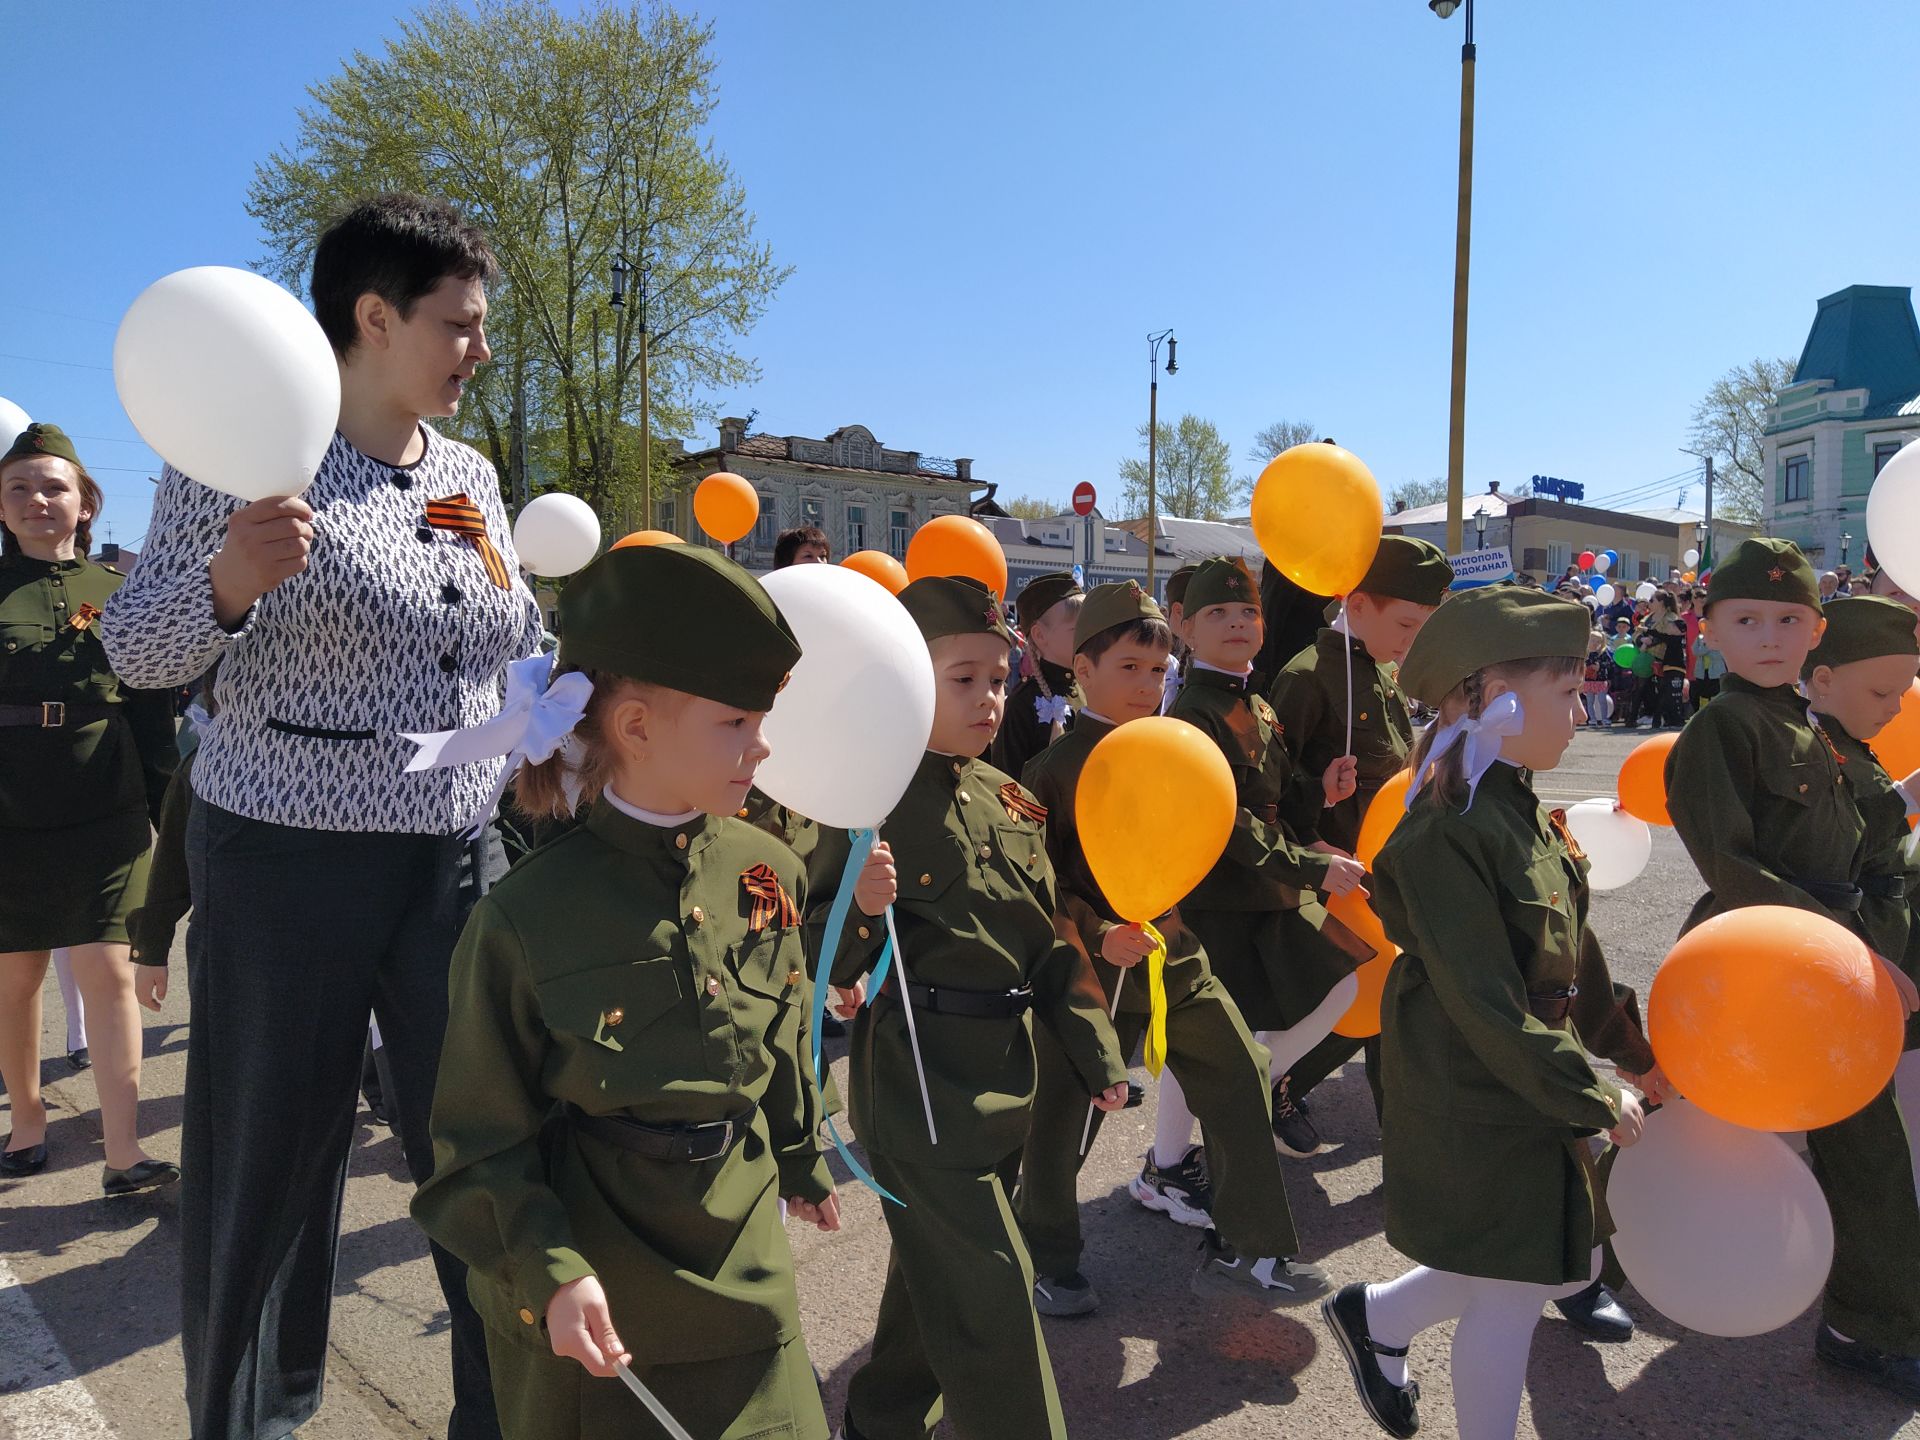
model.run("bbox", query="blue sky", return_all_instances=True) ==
[5,0,1917,545]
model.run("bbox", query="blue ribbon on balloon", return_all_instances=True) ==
[810,826,903,1206]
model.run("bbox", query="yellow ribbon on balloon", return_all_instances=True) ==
[1141,920,1169,1077]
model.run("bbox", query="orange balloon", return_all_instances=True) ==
[840,549,910,595]
[1649,905,1904,1131]
[693,471,759,544]
[1327,888,1398,1038]
[1618,732,1678,827]
[1249,442,1383,597]
[1871,680,1920,778]
[904,513,1008,596]
[1077,717,1236,922]
[1682,570,1697,583]
[1355,770,1413,868]
[610,528,686,549]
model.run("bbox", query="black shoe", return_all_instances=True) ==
[67,1047,91,1071]
[822,1013,848,1040]
[1554,1278,1634,1341]
[1321,1283,1420,1438]
[1128,1144,1214,1227]
[1815,1325,1920,1403]
[1191,1230,1330,1307]
[1033,1270,1100,1317]
[362,1088,391,1127]
[1,1137,47,1178]
[103,1159,180,1197]
[1272,1078,1324,1158]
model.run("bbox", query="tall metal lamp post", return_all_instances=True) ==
[1429,0,1476,556]
[610,255,652,528]
[1474,505,1488,551]
[1144,328,1177,592]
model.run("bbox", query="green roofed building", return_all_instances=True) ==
[1764,285,1920,571]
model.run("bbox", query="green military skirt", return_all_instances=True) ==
[0,805,152,951]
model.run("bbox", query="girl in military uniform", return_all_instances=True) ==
[412,543,842,1440]
[816,575,1129,1440]
[0,423,178,1192]
[1322,587,1650,1440]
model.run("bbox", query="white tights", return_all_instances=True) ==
[1363,1250,1600,1440]
[1151,1067,1199,1168]
[1258,972,1360,1086]
[53,948,86,1053]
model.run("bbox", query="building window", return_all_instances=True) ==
[889,508,911,560]
[1875,440,1907,478]
[1650,553,1670,580]
[654,495,677,534]
[847,504,868,552]
[753,495,776,552]
[1621,550,1640,581]
[1784,455,1810,502]
[1546,542,1571,576]
[802,497,824,530]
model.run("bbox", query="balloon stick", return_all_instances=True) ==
[884,905,940,1145]
[1079,967,1127,1157]
[615,1361,697,1440]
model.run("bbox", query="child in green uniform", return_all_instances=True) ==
[1666,549,1920,1402]
[818,575,1128,1440]
[1322,586,1651,1440]
[1267,536,1451,1145]
[993,570,1084,779]
[1165,555,1371,1155]
[412,544,842,1440]
[1015,580,1331,1316]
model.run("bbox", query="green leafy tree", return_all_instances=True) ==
[1002,495,1061,521]
[1687,357,1796,523]
[1118,414,1237,521]
[1388,476,1448,511]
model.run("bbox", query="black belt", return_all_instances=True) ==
[1526,984,1578,1025]
[1249,802,1281,824]
[564,1102,753,1163]
[885,978,1035,1019]
[1861,873,1912,901]
[0,702,115,728]
[1786,875,1865,913]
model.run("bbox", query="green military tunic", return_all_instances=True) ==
[1268,629,1412,854]
[0,552,177,950]
[991,656,1080,782]
[1014,710,1301,1279]
[1167,665,1371,1029]
[1372,762,1631,1285]
[815,749,1127,1440]
[413,802,833,1440]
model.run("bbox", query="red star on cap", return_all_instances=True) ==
[1768,566,1785,582]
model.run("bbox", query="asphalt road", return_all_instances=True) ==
[5,725,1920,1439]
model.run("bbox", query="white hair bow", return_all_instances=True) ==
[403,652,594,838]
[1404,690,1525,812]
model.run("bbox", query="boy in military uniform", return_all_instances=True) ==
[1159,563,1198,713]
[1165,556,1372,1156]
[412,544,842,1440]
[816,575,1128,1440]
[1323,586,1650,1440]
[1015,580,1330,1317]
[1266,536,1451,1145]
[992,570,1083,778]
[1666,540,1920,1402]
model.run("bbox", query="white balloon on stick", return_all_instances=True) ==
[1869,441,1920,594]
[1635,581,1657,602]
[1684,548,1700,568]
[1595,583,1617,606]
[114,266,340,501]
[1594,552,1613,575]
[1563,798,1652,889]
[0,396,28,452]
[512,492,601,577]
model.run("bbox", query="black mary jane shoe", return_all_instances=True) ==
[1816,1325,1920,1403]
[1322,1283,1420,1438]
[102,1159,181,1197]
[1554,1278,1635,1341]
[1,1137,48,1178]
[67,1047,91,1071]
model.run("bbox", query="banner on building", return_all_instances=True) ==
[1448,546,1516,588]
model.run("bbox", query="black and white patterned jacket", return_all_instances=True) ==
[103,428,544,835]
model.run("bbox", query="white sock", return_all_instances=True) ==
[53,949,86,1052]
[1262,972,1362,1085]
[1152,1068,1198,1168]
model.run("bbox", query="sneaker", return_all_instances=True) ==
[1322,1282,1421,1438]
[1127,1144,1214,1227]
[1272,1078,1323,1158]
[1815,1324,1920,1403]
[1033,1270,1100,1317]
[1190,1230,1330,1307]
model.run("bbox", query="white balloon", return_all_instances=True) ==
[512,492,601,577]
[1684,548,1700,568]
[0,396,28,452]
[1635,581,1658,602]
[1593,552,1613,574]
[1869,440,1920,594]
[1563,798,1652,889]
[1595,583,1617,606]
[114,266,340,501]
[1610,1100,1833,1337]
[757,565,936,829]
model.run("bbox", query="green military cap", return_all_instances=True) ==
[1355,536,1453,607]
[1164,564,1200,608]
[557,544,799,711]
[1399,586,1591,706]
[899,574,1014,645]
[0,423,80,470]
[1014,570,1083,631]
[1074,579,1165,653]
[1705,537,1821,613]
[1801,595,1920,679]
[1183,555,1259,613]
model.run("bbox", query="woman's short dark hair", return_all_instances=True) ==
[1078,615,1174,663]
[773,526,830,567]
[311,194,499,357]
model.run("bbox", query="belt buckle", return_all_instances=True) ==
[41,701,65,728]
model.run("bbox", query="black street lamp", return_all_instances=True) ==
[1474,505,1487,550]
[1144,328,1177,591]
[1429,0,1476,556]
[610,253,654,525]
[1842,531,1854,567]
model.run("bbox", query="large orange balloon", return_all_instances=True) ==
[693,471,759,544]
[1249,442,1383,597]
[610,528,686,549]
[1355,770,1413,868]
[1871,680,1920,778]
[1649,905,1904,1131]
[1327,888,1397,1038]
[1618,732,1678,827]
[904,513,1008,596]
[1077,717,1235,922]
[840,549,910,595]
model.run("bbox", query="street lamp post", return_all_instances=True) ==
[1842,531,1854,568]
[1475,505,1487,550]
[610,254,652,530]
[1430,0,1476,556]
[1144,329,1178,593]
